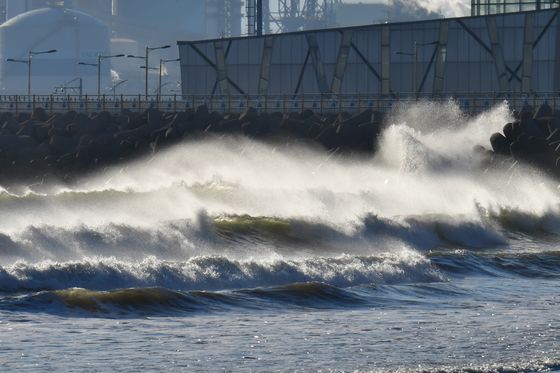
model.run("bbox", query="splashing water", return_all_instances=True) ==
[1,101,560,372]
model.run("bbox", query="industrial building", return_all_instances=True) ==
[178,6,560,101]
[0,0,450,96]
[0,6,111,96]
[471,0,560,16]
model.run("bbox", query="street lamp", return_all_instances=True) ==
[112,79,128,99]
[78,53,125,96]
[395,41,438,99]
[128,44,171,99]
[158,58,180,100]
[7,49,57,96]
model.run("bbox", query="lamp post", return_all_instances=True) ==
[112,79,128,100]
[128,45,170,99]
[7,49,57,96]
[53,77,83,97]
[78,53,124,96]
[158,58,180,100]
[395,41,438,99]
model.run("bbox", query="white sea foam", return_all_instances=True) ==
[0,100,557,265]
[0,248,441,292]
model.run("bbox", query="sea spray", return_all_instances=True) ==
[0,100,558,288]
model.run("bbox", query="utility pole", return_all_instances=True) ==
[129,45,170,99]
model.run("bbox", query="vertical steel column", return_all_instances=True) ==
[381,25,391,95]
[553,11,560,91]
[214,41,230,94]
[256,0,263,36]
[522,13,535,93]
[258,36,274,95]
[305,33,329,94]
[486,16,509,92]
[247,0,256,35]
[331,30,352,94]
[433,21,449,95]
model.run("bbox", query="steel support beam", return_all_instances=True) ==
[188,43,246,95]
[331,30,352,94]
[294,50,311,96]
[456,18,521,84]
[214,41,229,94]
[486,16,509,92]
[381,25,390,95]
[433,21,448,95]
[555,11,560,91]
[258,36,274,95]
[306,33,329,94]
[522,13,535,92]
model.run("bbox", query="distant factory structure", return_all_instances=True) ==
[0,0,453,95]
[471,0,560,16]
[0,0,213,95]
[178,5,560,99]
[0,6,110,96]
[0,1,455,38]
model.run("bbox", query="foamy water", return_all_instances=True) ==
[1,101,559,372]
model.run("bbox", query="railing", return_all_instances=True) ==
[0,92,558,115]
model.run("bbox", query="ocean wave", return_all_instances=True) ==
[0,251,442,293]
[393,358,560,373]
[2,247,559,300]
[488,207,560,235]
[3,208,560,268]
[431,250,560,278]
[3,282,370,315]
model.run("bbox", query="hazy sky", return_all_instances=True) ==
[343,0,471,17]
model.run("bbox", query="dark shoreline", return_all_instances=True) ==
[0,105,384,185]
[0,102,559,186]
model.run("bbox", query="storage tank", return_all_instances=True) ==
[0,6,111,95]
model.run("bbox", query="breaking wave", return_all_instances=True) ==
[0,100,559,317]
[0,250,441,293]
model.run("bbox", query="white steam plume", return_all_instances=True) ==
[352,0,471,18]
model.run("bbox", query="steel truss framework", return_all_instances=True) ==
[178,8,560,98]
[472,0,560,16]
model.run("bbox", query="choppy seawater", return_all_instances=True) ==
[1,102,559,372]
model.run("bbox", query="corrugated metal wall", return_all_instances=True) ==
[178,8,560,97]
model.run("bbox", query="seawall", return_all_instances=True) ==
[0,105,384,185]
[1,101,560,186]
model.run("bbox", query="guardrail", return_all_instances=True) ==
[0,93,558,115]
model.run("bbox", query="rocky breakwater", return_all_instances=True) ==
[487,103,560,177]
[0,105,383,184]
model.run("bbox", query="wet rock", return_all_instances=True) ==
[534,103,553,121]
[239,107,258,123]
[2,118,20,135]
[546,128,560,144]
[340,109,373,128]
[490,133,510,156]
[146,108,163,130]
[16,112,31,123]
[0,107,393,183]
[49,135,79,156]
